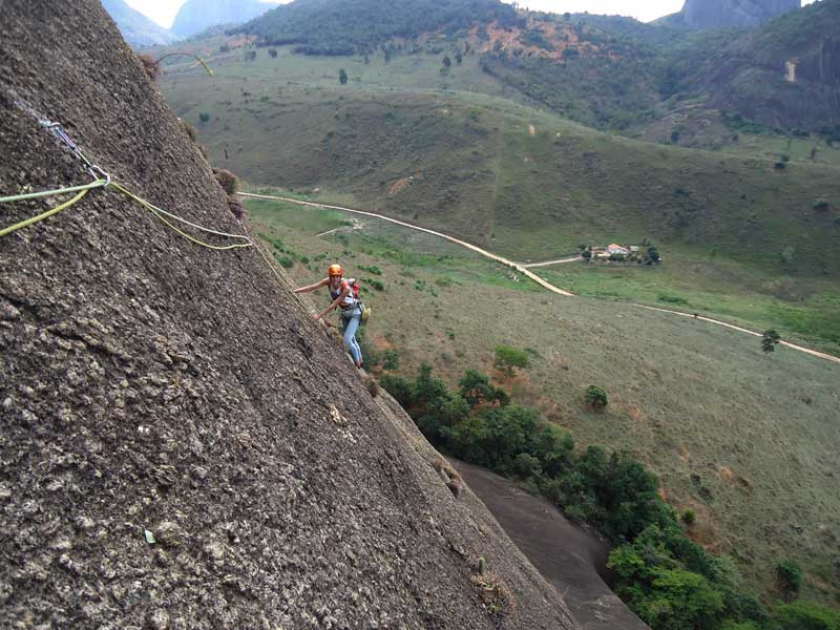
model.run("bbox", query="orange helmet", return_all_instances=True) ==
[328,264,343,277]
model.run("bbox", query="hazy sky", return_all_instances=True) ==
[126,0,815,29]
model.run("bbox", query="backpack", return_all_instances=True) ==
[345,278,371,323]
[345,277,361,301]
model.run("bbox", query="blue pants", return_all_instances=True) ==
[340,307,363,365]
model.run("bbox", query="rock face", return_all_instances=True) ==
[171,0,272,38]
[101,0,178,46]
[681,0,800,28]
[0,1,580,629]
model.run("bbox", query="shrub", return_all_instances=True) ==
[180,119,198,142]
[227,196,244,221]
[268,48,278,58]
[212,168,238,195]
[370,280,385,291]
[658,294,688,306]
[762,329,781,354]
[381,350,399,371]
[276,255,294,269]
[138,53,160,81]
[681,509,696,526]
[199,112,210,124]
[339,68,348,85]
[813,200,830,212]
[774,600,840,630]
[776,560,803,601]
[380,374,412,407]
[494,345,530,375]
[585,385,608,409]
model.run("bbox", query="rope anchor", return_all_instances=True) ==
[0,120,250,251]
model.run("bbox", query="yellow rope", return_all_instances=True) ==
[111,183,252,251]
[0,188,92,238]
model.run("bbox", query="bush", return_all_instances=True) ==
[494,345,530,375]
[370,280,385,291]
[276,255,294,269]
[774,600,840,630]
[681,509,696,526]
[199,112,210,124]
[776,560,804,601]
[585,385,608,409]
[813,200,830,212]
[213,168,238,195]
[268,48,278,58]
[138,53,160,81]
[762,329,781,354]
[380,374,412,407]
[381,350,400,371]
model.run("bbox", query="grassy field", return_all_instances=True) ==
[245,194,840,604]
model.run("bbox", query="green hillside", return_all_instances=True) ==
[240,0,522,54]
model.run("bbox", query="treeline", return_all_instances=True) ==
[381,364,840,630]
[239,0,522,56]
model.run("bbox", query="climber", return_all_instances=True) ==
[293,264,363,368]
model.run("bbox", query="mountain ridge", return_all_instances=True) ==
[172,0,274,38]
[101,0,178,46]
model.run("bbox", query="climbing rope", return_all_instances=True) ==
[154,52,214,77]
[0,120,251,251]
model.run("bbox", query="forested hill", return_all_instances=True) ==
[240,0,522,55]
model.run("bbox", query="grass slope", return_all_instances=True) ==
[244,194,840,605]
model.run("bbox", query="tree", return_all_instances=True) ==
[339,68,348,85]
[775,560,803,601]
[268,48,278,58]
[774,600,840,630]
[640,569,725,630]
[459,370,509,408]
[762,329,781,354]
[494,345,529,375]
[585,385,608,409]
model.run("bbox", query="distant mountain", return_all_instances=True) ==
[674,0,801,29]
[101,0,177,46]
[171,0,273,39]
[699,0,840,130]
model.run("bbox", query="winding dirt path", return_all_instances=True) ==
[523,255,582,268]
[239,191,840,366]
[239,191,576,297]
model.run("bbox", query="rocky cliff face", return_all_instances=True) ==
[0,1,580,628]
[171,0,272,38]
[681,0,800,28]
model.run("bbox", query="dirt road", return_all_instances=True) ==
[449,459,650,630]
[239,191,576,297]
[523,255,582,268]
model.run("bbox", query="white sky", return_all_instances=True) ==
[126,0,816,29]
